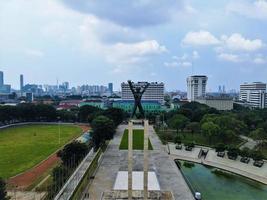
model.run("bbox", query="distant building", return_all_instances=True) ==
[108,83,113,94]
[196,96,234,110]
[23,84,43,96]
[0,71,3,88]
[20,74,24,93]
[239,82,267,109]
[26,92,34,102]
[113,100,162,114]
[79,99,105,109]
[121,82,164,104]
[0,71,11,94]
[186,75,208,102]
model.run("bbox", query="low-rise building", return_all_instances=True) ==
[79,99,105,109]
[195,96,233,110]
[112,100,162,114]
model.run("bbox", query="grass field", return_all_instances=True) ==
[119,129,153,150]
[0,124,82,179]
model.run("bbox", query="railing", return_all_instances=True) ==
[174,160,197,197]
[54,148,95,200]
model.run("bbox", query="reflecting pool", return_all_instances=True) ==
[178,161,267,200]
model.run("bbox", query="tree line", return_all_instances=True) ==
[165,102,267,146]
[0,103,127,126]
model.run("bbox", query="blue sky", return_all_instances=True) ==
[0,0,267,91]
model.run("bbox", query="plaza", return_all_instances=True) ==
[85,123,194,200]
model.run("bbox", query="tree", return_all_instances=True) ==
[78,105,101,122]
[57,142,89,167]
[201,121,220,144]
[239,147,251,158]
[169,114,189,133]
[186,122,200,134]
[250,150,264,161]
[91,115,116,149]
[227,146,239,159]
[215,143,226,152]
[249,128,267,148]
[174,135,182,144]
[103,108,125,126]
[0,178,8,200]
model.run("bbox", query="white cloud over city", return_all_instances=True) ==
[1,0,267,90]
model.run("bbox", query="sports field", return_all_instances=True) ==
[119,129,153,150]
[0,124,82,178]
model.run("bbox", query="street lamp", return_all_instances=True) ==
[57,117,61,144]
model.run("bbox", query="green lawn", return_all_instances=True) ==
[119,129,153,150]
[0,124,82,178]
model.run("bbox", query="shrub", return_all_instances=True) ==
[239,147,251,157]
[183,161,195,168]
[251,150,264,161]
[215,143,226,152]
[174,135,182,144]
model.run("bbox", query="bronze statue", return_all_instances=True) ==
[128,80,150,118]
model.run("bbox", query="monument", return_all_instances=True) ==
[128,80,150,118]
[101,81,173,200]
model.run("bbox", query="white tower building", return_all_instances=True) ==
[240,82,267,109]
[186,75,208,102]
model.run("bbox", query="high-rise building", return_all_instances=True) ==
[121,81,164,104]
[0,71,3,87]
[108,83,113,94]
[240,82,267,109]
[0,71,11,94]
[186,75,208,101]
[20,74,24,92]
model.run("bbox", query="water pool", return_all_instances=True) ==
[178,161,267,200]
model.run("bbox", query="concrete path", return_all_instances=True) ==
[85,125,194,200]
[240,135,258,150]
[169,143,267,185]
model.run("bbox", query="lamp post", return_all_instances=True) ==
[57,117,61,144]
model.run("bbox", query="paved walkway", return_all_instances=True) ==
[85,125,194,200]
[169,143,267,184]
[240,135,258,150]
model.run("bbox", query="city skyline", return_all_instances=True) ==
[1,0,267,91]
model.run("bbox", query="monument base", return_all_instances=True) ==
[113,171,160,191]
[101,190,174,200]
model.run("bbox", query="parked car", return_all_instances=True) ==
[240,157,250,164]
[217,151,225,158]
[253,160,264,168]
[175,144,182,150]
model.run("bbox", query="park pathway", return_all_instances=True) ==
[240,135,258,150]
[84,124,194,200]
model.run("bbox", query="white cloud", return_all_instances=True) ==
[192,50,200,59]
[218,53,242,63]
[79,16,167,66]
[164,61,179,67]
[106,40,167,65]
[182,30,220,46]
[253,56,266,64]
[25,48,44,57]
[221,33,263,52]
[227,0,267,20]
[164,61,192,68]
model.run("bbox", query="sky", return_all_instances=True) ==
[0,0,267,91]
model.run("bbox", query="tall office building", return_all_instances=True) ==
[0,71,3,87]
[121,81,164,104]
[0,71,11,94]
[240,82,267,109]
[187,75,208,101]
[108,83,113,94]
[20,74,24,92]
